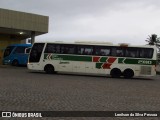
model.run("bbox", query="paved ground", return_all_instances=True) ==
[0,66,160,120]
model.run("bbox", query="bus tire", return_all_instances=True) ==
[12,60,19,66]
[44,64,55,74]
[123,69,134,79]
[110,68,121,78]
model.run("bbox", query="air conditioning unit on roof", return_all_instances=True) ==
[75,41,113,45]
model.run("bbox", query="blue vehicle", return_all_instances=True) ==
[3,44,32,66]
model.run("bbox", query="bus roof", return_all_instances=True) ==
[34,41,156,49]
[8,44,32,47]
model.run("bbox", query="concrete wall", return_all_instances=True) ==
[0,8,49,34]
[0,8,49,64]
[0,35,20,64]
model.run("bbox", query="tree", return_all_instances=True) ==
[145,34,160,46]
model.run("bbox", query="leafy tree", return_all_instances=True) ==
[145,34,160,45]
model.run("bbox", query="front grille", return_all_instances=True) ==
[140,66,151,75]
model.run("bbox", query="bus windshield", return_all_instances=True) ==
[3,46,15,58]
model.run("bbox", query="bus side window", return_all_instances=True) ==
[125,50,130,57]
[77,46,83,55]
[111,47,124,57]
[140,48,153,58]
[125,48,139,58]
[45,44,56,53]
[101,48,110,56]
[67,45,75,54]
[60,45,66,54]
[44,44,60,54]
[77,46,93,55]
[60,45,72,54]
[116,49,124,57]
[84,48,93,55]
[111,48,117,56]
[95,46,111,56]
[55,45,60,53]
[14,46,26,54]
[139,49,144,58]
[95,47,100,55]
[78,46,85,55]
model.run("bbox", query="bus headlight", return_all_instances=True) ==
[4,60,11,64]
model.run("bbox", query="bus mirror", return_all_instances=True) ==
[25,47,31,54]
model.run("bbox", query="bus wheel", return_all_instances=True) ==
[110,68,121,78]
[123,69,134,79]
[44,64,55,74]
[12,60,19,66]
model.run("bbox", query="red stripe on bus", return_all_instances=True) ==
[102,63,112,69]
[93,56,100,62]
[107,57,117,63]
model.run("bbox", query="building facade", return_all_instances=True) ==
[0,8,49,64]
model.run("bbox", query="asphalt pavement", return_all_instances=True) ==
[0,66,160,120]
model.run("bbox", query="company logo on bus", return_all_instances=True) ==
[138,60,152,65]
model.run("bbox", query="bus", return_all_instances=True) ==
[3,44,32,66]
[27,42,157,78]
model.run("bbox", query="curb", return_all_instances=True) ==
[0,65,10,68]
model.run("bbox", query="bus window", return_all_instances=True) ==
[3,46,15,58]
[78,46,93,55]
[46,44,55,53]
[45,44,60,54]
[116,48,124,57]
[139,48,153,58]
[111,47,124,57]
[95,46,111,56]
[13,46,26,54]
[67,46,75,54]
[125,48,139,58]
[29,43,45,62]
[60,45,75,54]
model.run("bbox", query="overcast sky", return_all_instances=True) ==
[1,0,160,45]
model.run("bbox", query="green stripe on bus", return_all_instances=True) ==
[118,58,125,63]
[100,57,108,62]
[44,54,92,62]
[96,63,103,69]
[44,54,156,65]
[59,55,92,62]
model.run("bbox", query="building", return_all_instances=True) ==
[0,8,49,64]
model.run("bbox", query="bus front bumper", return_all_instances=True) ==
[3,59,11,65]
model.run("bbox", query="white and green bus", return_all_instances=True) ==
[27,42,157,78]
